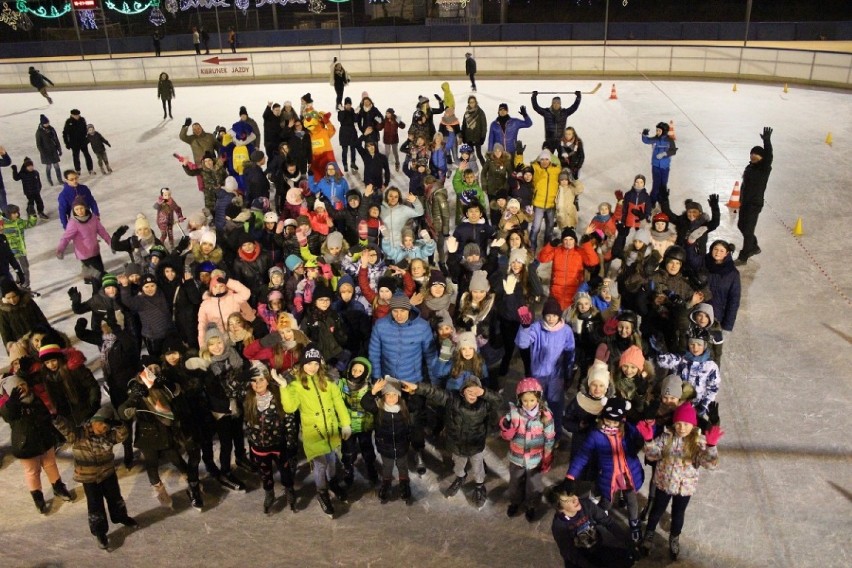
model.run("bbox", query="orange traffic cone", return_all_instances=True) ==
[668,120,677,140]
[726,181,741,210]
[609,84,618,100]
[732,83,738,92]
[792,217,803,236]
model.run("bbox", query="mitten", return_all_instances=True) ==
[614,190,624,201]
[445,236,458,253]
[519,105,528,116]
[642,128,650,136]
[549,238,561,248]
[433,93,442,102]
[761,126,773,142]
[184,117,192,127]
[341,425,352,441]
[419,229,432,242]
[4,386,21,413]
[517,306,533,327]
[656,152,666,160]
[708,193,720,207]
[74,317,88,339]
[320,263,333,280]
[705,425,724,447]
[260,332,283,348]
[515,140,526,155]
[176,235,190,251]
[438,338,454,362]
[636,419,656,442]
[708,401,720,426]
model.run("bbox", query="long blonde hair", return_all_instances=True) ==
[663,426,702,464]
[292,362,331,392]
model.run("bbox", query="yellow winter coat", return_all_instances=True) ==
[532,162,562,209]
[281,374,351,461]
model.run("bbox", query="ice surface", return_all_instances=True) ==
[0,77,850,567]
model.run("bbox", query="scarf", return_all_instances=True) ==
[256,390,273,413]
[425,289,453,313]
[73,212,91,223]
[496,115,510,129]
[521,404,540,420]
[461,258,484,272]
[211,343,244,370]
[385,403,401,414]
[542,319,566,332]
[464,107,479,131]
[592,213,611,224]
[100,333,117,374]
[684,349,711,363]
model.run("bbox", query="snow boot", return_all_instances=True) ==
[365,460,379,484]
[118,516,138,528]
[95,532,109,550]
[378,479,392,504]
[153,482,172,508]
[31,490,49,514]
[286,487,297,512]
[525,506,537,522]
[640,531,654,557]
[316,490,334,517]
[263,489,275,514]
[400,479,413,505]
[446,475,465,497]
[473,483,487,508]
[328,478,349,503]
[52,480,75,502]
[187,481,203,511]
[414,451,426,475]
[629,519,642,545]
[506,503,520,518]
[669,535,680,560]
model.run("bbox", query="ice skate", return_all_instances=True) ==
[316,490,334,517]
[285,487,297,512]
[445,475,465,497]
[118,516,138,528]
[187,481,203,511]
[378,480,392,504]
[524,506,537,522]
[669,535,680,560]
[328,478,349,503]
[414,451,426,475]
[506,503,520,517]
[94,532,109,550]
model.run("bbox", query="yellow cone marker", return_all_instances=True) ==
[732,83,738,92]
[783,83,789,93]
[793,217,804,237]
[825,132,833,146]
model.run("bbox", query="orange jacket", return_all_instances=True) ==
[537,240,598,310]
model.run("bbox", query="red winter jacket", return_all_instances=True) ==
[537,240,598,310]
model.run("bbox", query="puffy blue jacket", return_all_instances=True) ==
[705,253,741,332]
[309,162,349,207]
[487,114,533,154]
[58,182,100,229]
[566,424,645,502]
[641,133,677,169]
[515,321,575,381]
[369,306,437,382]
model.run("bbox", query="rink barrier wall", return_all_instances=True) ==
[0,43,850,90]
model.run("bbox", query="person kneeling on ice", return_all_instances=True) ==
[499,377,556,522]
[361,376,414,505]
[53,404,138,551]
[401,375,502,509]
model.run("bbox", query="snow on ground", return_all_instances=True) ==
[0,77,850,567]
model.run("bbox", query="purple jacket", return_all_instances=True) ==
[57,215,111,260]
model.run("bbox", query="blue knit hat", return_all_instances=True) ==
[285,255,303,272]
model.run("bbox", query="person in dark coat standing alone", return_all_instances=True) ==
[736,127,773,265]
[35,115,63,186]
[157,72,175,120]
[28,67,54,104]
[63,109,95,175]
[465,53,477,92]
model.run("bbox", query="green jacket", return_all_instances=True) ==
[336,357,374,433]
[281,374,351,461]
[451,168,487,223]
[2,215,37,256]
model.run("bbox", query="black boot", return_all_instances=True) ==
[186,481,203,511]
[316,490,334,517]
[669,534,680,560]
[31,490,49,514]
[473,483,487,508]
[629,519,642,545]
[400,479,413,505]
[343,464,355,487]
[506,503,520,517]
[328,478,349,503]
[640,530,654,557]
[524,506,537,522]
[52,480,76,502]
[94,532,109,550]
[218,472,246,492]
[286,487,297,512]
[446,475,465,497]
[263,489,275,514]
[378,479,392,504]
[365,460,379,484]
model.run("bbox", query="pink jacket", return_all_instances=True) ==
[197,278,255,347]
[56,215,111,261]
[499,403,556,470]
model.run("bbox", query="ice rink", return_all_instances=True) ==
[0,75,850,567]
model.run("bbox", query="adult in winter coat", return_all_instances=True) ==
[174,262,213,350]
[641,122,678,207]
[551,490,636,568]
[736,127,773,264]
[356,94,383,147]
[465,52,477,91]
[57,171,99,229]
[179,120,219,165]
[157,73,175,120]
[28,66,54,104]
[659,190,720,273]
[380,187,424,249]
[487,103,532,154]
[1,280,49,350]
[704,239,741,332]
[55,197,112,288]
[38,341,101,427]
[336,97,359,172]
[242,151,270,206]
[197,271,255,347]
[35,115,63,186]
[118,274,175,358]
[62,109,94,175]
[261,102,283,158]
[356,139,391,190]
[330,58,350,109]
[537,228,598,311]
[460,96,488,165]
[531,91,582,152]
[309,161,349,209]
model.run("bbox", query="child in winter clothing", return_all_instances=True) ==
[243,362,298,513]
[452,167,487,224]
[687,302,724,365]
[10,158,47,219]
[382,227,437,264]
[562,397,646,545]
[86,124,112,175]
[153,187,185,248]
[52,404,137,550]
[55,197,112,291]
[361,376,413,504]
[404,375,502,508]
[337,97,358,173]
[439,107,461,164]
[656,329,721,419]
[430,132,448,181]
[649,212,677,258]
[641,122,677,207]
[554,168,585,231]
[1,205,37,289]
[659,191,721,273]
[300,284,349,368]
[562,291,603,384]
[499,377,555,521]
[638,402,721,560]
[381,108,406,171]
[564,362,612,491]
[337,357,378,486]
[620,174,652,229]
[432,331,489,391]
[280,345,351,517]
[496,197,532,239]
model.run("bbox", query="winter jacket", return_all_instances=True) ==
[451,167,488,222]
[56,214,111,260]
[536,241,598,310]
[499,403,555,470]
[0,292,49,349]
[516,320,575,381]
[705,253,741,332]
[567,424,645,502]
[309,165,349,208]
[424,182,450,237]
[555,180,585,230]
[2,215,37,256]
[644,430,718,496]
[740,137,773,206]
[487,114,532,154]
[460,105,487,145]
[382,238,437,264]
[52,416,128,484]
[57,183,99,229]
[641,133,678,169]
[531,161,562,210]
[357,143,391,189]
[120,286,174,340]
[416,383,502,456]
[280,374,351,461]
[300,306,347,361]
[337,107,358,146]
[0,388,57,459]
[368,305,436,382]
[531,94,582,142]
[380,115,405,146]
[29,68,53,90]
[245,387,299,452]
[361,391,411,459]
[660,197,720,272]
[551,498,630,568]
[620,187,651,228]
[40,349,101,427]
[243,162,270,205]
[119,378,181,452]
[337,368,374,433]
[86,131,110,155]
[182,161,227,194]
[262,106,283,150]
[657,351,720,417]
[357,105,383,145]
[157,77,175,101]
[480,152,511,197]
[35,125,62,165]
[197,278,254,347]
[380,200,424,249]
[179,125,219,164]
[11,166,42,199]
[62,115,89,149]
[453,218,495,256]
[71,287,127,333]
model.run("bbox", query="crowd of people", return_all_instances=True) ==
[0,68,774,565]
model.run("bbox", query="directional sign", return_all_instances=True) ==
[199,56,253,78]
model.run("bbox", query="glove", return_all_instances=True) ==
[708,401,720,426]
[128,380,148,399]
[607,279,620,299]
[574,90,581,97]
[614,189,624,201]
[531,90,538,98]
[642,128,650,136]
[419,229,432,242]
[636,419,656,442]
[519,105,527,116]
[439,338,454,362]
[320,263,333,280]
[761,126,773,142]
[433,93,442,102]
[296,228,308,247]
[445,235,458,253]
[491,237,505,249]
[183,117,192,127]
[515,140,526,155]
[708,193,720,207]
[358,220,369,241]
[656,152,666,160]
[217,273,229,286]
[341,425,352,441]
[659,186,670,202]
[74,317,88,339]
[260,332,283,348]
[5,386,22,412]
[335,200,344,211]
[176,235,190,252]
[541,452,554,473]
[517,306,533,327]
[549,237,561,248]
[115,225,129,238]
[705,425,724,447]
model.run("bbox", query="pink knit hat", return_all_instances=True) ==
[672,403,698,426]
[619,345,645,370]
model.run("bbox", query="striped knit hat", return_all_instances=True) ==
[38,343,64,362]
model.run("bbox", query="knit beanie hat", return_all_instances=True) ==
[188,210,207,228]
[685,200,703,214]
[537,149,552,162]
[101,273,118,289]
[268,266,284,280]
[461,375,482,392]
[508,248,528,266]
[0,278,19,297]
[587,362,611,390]
[672,403,698,426]
[498,103,509,112]
[224,176,239,193]
[38,342,65,363]
[632,228,651,245]
[40,114,50,125]
[381,377,402,396]
[542,296,562,317]
[199,229,217,247]
[463,242,481,258]
[300,343,323,365]
[91,403,116,423]
[326,232,344,250]
[435,309,455,331]
[619,345,645,370]
[264,211,279,224]
[561,227,577,242]
[388,291,411,311]
[313,284,334,302]
[660,374,683,399]
[429,270,447,288]
[124,263,143,277]
[134,213,151,232]
[284,255,303,272]
[196,260,216,274]
[690,303,715,325]
[573,291,593,305]
[601,397,630,421]
[634,174,646,184]
[204,323,224,345]
[377,276,398,294]
[469,270,490,292]
[559,169,572,182]
[456,331,477,351]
